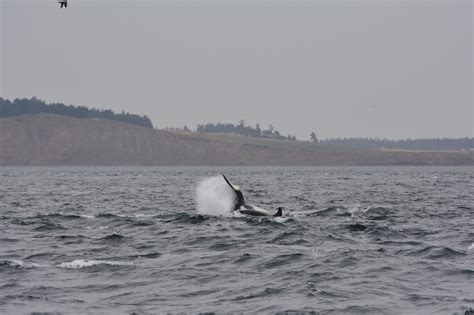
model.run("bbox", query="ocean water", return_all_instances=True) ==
[0,166,473,314]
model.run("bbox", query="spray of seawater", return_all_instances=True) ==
[195,175,235,216]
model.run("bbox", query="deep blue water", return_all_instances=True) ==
[0,166,473,314]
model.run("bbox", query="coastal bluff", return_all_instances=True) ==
[0,114,471,166]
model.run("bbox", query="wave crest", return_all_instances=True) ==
[58,259,132,269]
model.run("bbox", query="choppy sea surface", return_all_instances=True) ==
[0,166,473,314]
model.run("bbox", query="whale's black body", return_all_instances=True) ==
[221,174,283,217]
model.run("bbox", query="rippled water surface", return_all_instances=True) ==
[0,166,473,314]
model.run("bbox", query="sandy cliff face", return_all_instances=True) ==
[0,114,228,165]
[0,114,472,166]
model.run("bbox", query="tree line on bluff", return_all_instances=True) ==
[0,97,153,129]
[166,121,297,141]
[197,121,298,141]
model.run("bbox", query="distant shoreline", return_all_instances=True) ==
[1,114,472,166]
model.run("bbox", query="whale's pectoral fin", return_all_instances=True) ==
[221,174,246,211]
[221,174,234,190]
[273,207,283,217]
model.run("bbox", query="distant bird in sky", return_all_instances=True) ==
[59,0,67,8]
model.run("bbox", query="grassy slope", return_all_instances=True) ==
[164,131,474,165]
[178,132,359,153]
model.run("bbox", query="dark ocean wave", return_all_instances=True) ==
[400,246,466,259]
[95,232,127,243]
[234,287,283,301]
[96,213,121,219]
[262,253,305,269]
[32,221,66,231]
[54,234,91,244]
[268,231,308,245]
[363,206,395,220]
[345,222,368,232]
[36,212,85,220]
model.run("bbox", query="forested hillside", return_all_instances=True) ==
[0,97,153,128]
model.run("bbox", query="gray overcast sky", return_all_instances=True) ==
[1,0,472,139]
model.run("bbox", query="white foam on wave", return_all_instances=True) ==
[274,217,289,224]
[80,214,95,219]
[349,203,361,214]
[58,259,132,269]
[468,243,474,252]
[129,213,154,218]
[195,175,234,216]
[231,211,246,218]
[9,259,42,269]
[86,225,109,230]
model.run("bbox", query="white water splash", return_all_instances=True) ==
[58,259,132,269]
[195,175,235,216]
[468,243,474,252]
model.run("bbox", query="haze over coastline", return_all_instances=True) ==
[1,0,472,140]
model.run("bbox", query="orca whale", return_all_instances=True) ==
[221,174,283,217]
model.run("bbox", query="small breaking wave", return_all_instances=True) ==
[0,259,42,269]
[57,259,133,269]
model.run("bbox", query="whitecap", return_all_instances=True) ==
[86,225,109,230]
[468,243,474,252]
[58,259,132,269]
[274,217,289,224]
[349,203,361,215]
[8,259,41,269]
[231,211,246,218]
[80,214,94,219]
[128,213,154,218]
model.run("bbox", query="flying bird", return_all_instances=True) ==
[59,0,67,8]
